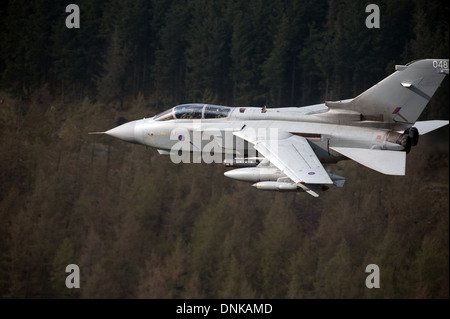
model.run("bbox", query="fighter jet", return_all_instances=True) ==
[91,59,449,197]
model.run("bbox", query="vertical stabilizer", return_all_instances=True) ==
[326,59,448,124]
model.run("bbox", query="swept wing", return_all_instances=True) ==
[234,129,333,197]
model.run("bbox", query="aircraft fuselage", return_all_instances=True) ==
[108,104,406,165]
[95,59,449,196]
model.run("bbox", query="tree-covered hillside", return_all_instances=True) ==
[0,0,448,299]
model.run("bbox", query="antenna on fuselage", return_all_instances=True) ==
[261,105,267,113]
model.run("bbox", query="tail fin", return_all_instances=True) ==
[326,59,448,124]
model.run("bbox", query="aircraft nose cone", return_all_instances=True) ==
[105,121,137,143]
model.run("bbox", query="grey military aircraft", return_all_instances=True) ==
[91,59,449,197]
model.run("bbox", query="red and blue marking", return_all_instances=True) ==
[392,107,402,114]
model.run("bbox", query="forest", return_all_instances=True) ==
[0,0,448,299]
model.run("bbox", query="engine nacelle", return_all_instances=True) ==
[385,127,420,153]
[404,127,419,146]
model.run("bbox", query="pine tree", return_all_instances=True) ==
[153,1,191,104]
[185,0,233,104]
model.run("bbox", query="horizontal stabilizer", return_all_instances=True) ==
[413,120,449,135]
[330,147,406,176]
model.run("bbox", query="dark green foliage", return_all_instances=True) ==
[185,0,234,104]
[1,0,447,109]
[153,1,191,104]
[0,0,448,299]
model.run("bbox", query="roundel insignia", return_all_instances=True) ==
[178,135,185,141]
[308,172,315,175]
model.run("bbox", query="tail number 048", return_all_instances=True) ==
[432,60,448,69]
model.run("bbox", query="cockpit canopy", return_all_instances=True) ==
[154,104,232,121]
